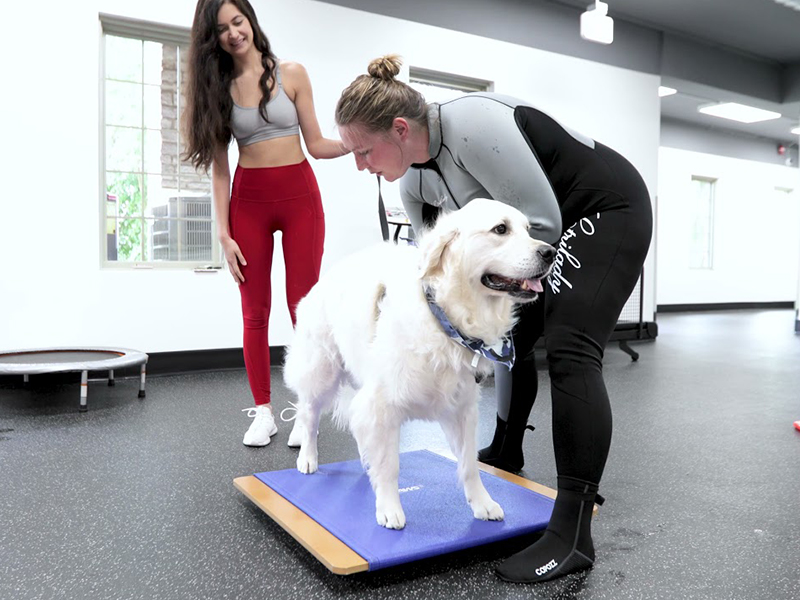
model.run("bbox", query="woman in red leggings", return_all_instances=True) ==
[184,0,348,446]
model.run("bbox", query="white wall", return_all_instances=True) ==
[0,0,659,353]
[657,147,800,305]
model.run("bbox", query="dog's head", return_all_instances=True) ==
[419,198,555,304]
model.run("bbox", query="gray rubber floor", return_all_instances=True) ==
[1,310,799,600]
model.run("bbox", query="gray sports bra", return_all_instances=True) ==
[230,63,300,147]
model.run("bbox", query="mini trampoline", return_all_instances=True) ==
[0,347,148,412]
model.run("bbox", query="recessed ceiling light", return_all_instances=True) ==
[774,0,800,12]
[658,86,677,97]
[792,126,800,135]
[698,102,781,124]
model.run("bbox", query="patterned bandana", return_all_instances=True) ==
[423,286,515,370]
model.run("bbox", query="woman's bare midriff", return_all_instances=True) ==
[237,135,306,168]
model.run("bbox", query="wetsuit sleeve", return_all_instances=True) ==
[448,100,562,243]
[399,170,427,235]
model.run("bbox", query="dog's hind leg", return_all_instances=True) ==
[295,370,344,475]
[440,398,504,522]
[295,399,323,474]
[350,386,406,529]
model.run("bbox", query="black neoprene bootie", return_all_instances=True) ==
[478,414,507,462]
[477,414,534,473]
[495,476,599,583]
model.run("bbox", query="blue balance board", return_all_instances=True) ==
[254,449,554,571]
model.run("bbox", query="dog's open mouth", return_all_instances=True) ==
[481,273,546,298]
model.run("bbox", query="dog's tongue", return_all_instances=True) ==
[526,279,544,293]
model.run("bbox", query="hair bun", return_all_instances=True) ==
[367,54,402,81]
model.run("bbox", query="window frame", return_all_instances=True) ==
[408,66,494,98]
[99,14,220,270]
[688,175,716,270]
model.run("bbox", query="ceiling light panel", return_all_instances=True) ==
[773,0,800,12]
[698,102,782,124]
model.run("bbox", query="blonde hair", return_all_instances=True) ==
[335,54,428,133]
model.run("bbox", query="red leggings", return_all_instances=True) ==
[229,160,325,406]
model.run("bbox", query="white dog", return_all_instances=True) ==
[283,199,555,529]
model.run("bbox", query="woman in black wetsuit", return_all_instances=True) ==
[334,55,653,583]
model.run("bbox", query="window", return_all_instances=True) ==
[409,67,492,103]
[101,15,215,266]
[689,176,716,269]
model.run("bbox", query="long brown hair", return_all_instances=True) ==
[183,0,278,171]
[335,54,427,133]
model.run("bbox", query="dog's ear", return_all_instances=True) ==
[419,227,459,279]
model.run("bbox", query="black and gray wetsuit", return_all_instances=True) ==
[400,92,653,486]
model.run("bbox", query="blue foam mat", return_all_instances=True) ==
[254,449,554,570]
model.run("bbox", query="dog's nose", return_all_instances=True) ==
[537,245,555,263]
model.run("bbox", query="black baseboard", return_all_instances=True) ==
[611,320,658,340]
[145,346,288,374]
[145,348,244,375]
[658,301,794,313]
[533,320,657,349]
[2,318,664,387]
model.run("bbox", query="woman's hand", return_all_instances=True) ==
[220,236,247,284]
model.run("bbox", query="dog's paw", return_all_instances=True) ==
[471,498,504,521]
[376,505,406,529]
[296,451,318,474]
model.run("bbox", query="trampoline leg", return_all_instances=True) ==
[108,369,115,387]
[619,340,639,362]
[23,374,29,387]
[138,363,147,399]
[79,370,89,412]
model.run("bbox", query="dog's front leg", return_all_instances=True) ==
[350,389,405,529]
[370,425,405,530]
[441,400,504,522]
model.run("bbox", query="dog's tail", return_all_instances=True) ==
[283,288,341,397]
[318,280,387,430]
[367,282,387,342]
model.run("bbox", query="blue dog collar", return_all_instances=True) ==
[424,286,515,370]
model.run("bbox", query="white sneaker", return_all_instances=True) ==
[287,420,303,448]
[242,405,278,447]
[280,401,303,448]
[280,401,316,448]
